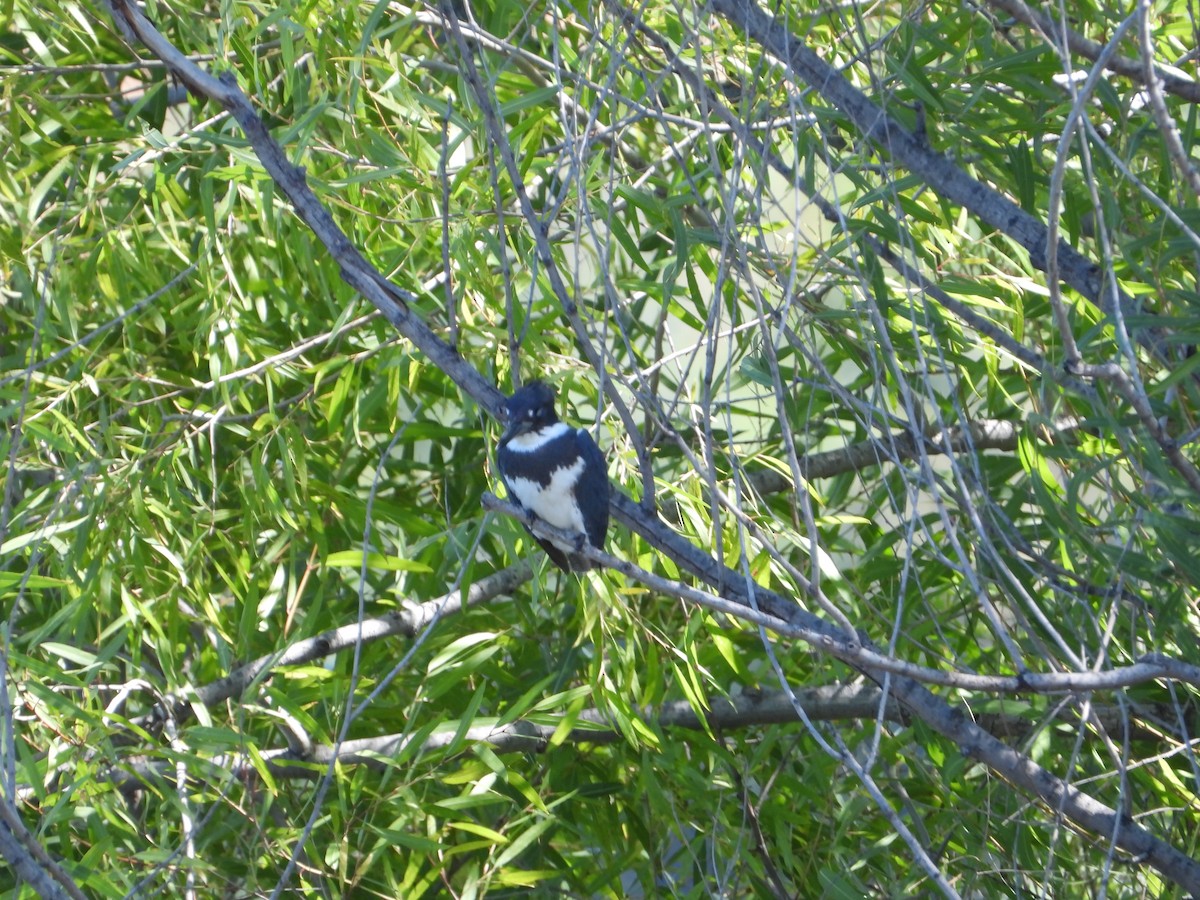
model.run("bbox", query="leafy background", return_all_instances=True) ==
[2,0,1199,896]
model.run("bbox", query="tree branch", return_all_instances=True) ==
[707,0,1144,339]
[133,562,531,734]
[98,687,1185,786]
[750,416,1083,492]
[0,799,87,900]
[487,493,1200,693]
[982,0,1200,103]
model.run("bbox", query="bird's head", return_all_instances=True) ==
[500,380,559,443]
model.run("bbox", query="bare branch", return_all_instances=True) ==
[137,563,531,733]
[0,798,87,900]
[750,416,1084,492]
[982,0,1200,103]
[98,687,1188,784]
[486,493,1200,695]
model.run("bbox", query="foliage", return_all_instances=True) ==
[2,0,1199,896]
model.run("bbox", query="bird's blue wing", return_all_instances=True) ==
[574,428,610,551]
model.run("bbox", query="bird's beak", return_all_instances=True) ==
[500,417,525,443]
[500,405,523,443]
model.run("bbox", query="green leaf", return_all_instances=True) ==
[325,550,433,572]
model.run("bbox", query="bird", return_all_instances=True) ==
[496,381,610,572]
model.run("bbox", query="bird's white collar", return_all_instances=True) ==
[504,421,571,452]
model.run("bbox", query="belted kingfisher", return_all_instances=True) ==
[496,381,609,572]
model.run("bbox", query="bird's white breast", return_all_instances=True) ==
[502,423,588,550]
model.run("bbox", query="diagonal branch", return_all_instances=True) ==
[707,0,1140,336]
[103,0,501,417]
[486,493,1200,694]
[0,803,86,900]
